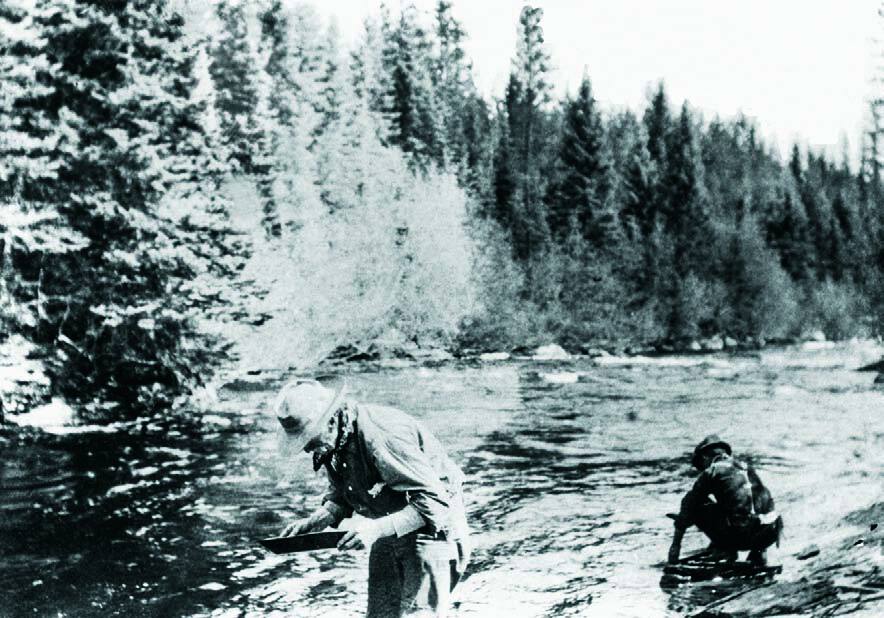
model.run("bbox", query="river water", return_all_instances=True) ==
[1,342,882,617]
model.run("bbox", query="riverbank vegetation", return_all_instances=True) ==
[2,0,883,418]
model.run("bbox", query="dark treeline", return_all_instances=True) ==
[361,3,884,351]
[2,0,883,417]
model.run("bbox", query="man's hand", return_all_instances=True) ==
[280,505,340,537]
[667,540,681,564]
[337,521,383,551]
[280,518,317,538]
[667,524,685,564]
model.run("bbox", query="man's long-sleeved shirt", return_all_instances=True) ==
[321,403,470,546]
[677,454,775,528]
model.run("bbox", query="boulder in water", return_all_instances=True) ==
[411,348,453,363]
[539,371,579,384]
[699,335,724,351]
[220,371,283,393]
[807,329,827,342]
[532,344,571,361]
[857,358,884,372]
[479,351,510,362]
[581,346,611,358]
[9,398,75,432]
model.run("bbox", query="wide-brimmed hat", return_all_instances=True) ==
[274,379,347,452]
[691,434,732,468]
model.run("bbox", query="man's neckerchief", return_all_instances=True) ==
[315,403,354,474]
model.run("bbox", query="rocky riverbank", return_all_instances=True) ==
[693,502,884,617]
[4,331,883,430]
[139,335,884,396]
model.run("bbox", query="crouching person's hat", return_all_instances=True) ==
[274,379,347,452]
[691,434,732,469]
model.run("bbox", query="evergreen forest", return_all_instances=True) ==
[2,0,883,418]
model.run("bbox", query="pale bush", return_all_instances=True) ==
[230,135,477,368]
[804,280,869,340]
[726,221,801,340]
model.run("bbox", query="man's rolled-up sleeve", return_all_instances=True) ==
[322,479,353,525]
[367,433,452,533]
[677,470,712,527]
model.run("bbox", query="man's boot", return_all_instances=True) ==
[747,549,767,566]
[704,544,737,562]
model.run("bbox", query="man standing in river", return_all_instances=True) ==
[275,379,471,617]
[667,435,783,566]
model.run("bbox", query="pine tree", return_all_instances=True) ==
[663,103,713,277]
[350,14,395,140]
[252,1,325,237]
[0,0,89,342]
[765,176,812,281]
[433,0,477,174]
[801,152,837,280]
[644,82,671,166]
[639,82,672,247]
[491,112,516,229]
[610,112,655,239]
[459,94,492,195]
[386,3,445,166]
[208,0,260,172]
[315,22,344,137]
[2,0,240,415]
[502,6,553,261]
[548,75,614,246]
[788,143,803,182]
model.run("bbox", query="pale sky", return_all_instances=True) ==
[314,0,879,167]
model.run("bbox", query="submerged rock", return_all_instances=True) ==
[699,335,725,351]
[0,335,51,419]
[581,346,612,358]
[8,398,75,432]
[410,348,453,363]
[539,371,579,384]
[532,344,571,361]
[806,329,827,342]
[324,343,380,363]
[220,370,284,393]
[857,358,884,372]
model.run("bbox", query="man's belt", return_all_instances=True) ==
[418,526,449,541]
[757,511,779,525]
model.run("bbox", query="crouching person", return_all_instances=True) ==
[667,435,783,566]
[275,379,471,617]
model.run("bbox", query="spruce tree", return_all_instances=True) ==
[2,0,240,415]
[351,14,395,140]
[663,103,713,276]
[603,110,656,246]
[315,22,344,137]
[386,3,445,166]
[208,0,260,173]
[254,1,326,238]
[644,83,671,167]
[491,113,516,229]
[548,75,613,246]
[433,0,476,173]
[502,6,553,261]
[0,0,88,344]
[765,178,812,281]
[640,82,672,250]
